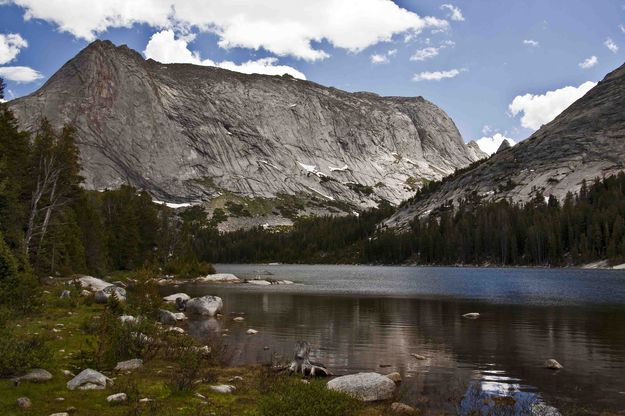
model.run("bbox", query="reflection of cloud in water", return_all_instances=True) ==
[459,370,560,415]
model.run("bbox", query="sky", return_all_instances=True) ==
[0,0,623,154]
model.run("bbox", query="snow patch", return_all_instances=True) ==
[298,162,327,178]
[259,160,281,171]
[153,200,198,209]
[330,164,350,172]
[305,186,335,201]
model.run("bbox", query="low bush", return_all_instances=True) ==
[256,379,361,416]
[0,313,51,376]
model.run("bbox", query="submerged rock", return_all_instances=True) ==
[185,295,223,316]
[327,372,396,402]
[390,402,418,414]
[385,372,401,383]
[67,369,112,390]
[462,312,480,319]
[544,359,563,370]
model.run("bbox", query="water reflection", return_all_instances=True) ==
[167,266,625,413]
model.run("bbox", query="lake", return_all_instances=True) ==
[163,265,625,414]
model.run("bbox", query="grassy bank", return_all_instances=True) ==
[0,281,393,416]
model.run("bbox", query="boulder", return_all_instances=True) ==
[462,312,480,319]
[119,315,137,324]
[197,273,240,283]
[60,290,71,299]
[248,279,272,286]
[246,329,258,335]
[158,309,177,325]
[94,286,126,303]
[185,295,223,316]
[209,384,236,394]
[390,402,418,414]
[80,290,92,297]
[544,359,563,370]
[114,358,143,372]
[106,393,127,403]
[327,372,396,402]
[16,397,32,409]
[411,353,427,360]
[77,276,110,292]
[16,368,53,383]
[67,369,112,390]
[173,312,187,321]
[385,372,402,383]
[163,293,190,303]
[531,403,561,416]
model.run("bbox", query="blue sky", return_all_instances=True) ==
[0,0,623,153]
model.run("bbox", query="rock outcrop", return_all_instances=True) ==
[385,62,625,229]
[10,40,482,228]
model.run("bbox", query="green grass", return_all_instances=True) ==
[0,286,393,416]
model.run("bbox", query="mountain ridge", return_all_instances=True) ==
[10,40,483,228]
[384,61,625,230]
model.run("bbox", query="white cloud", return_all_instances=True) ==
[410,46,439,61]
[370,48,397,64]
[474,133,516,156]
[508,81,597,130]
[440,4,464,21]
[370,53,389,64]
[0,66,43,82]
[8,0,448,61]
[579,55,598,69]
[413,68,463,81]
[605,37,619,53]
[0,33,28,64]
[482,125,492,135]
[144,29,306,79]
[620,24,625,34]
[523,39,539,47]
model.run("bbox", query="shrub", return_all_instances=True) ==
[0,313,51,376]
[91,309,159,369]
[164,257,215,278]
[256,379,361,416]
[164,333,215,394]
[126,267,161,316]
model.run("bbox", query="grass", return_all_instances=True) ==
[0,284,394,416]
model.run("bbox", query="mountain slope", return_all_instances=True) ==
[385,62,625,230]
[9,40,481,227]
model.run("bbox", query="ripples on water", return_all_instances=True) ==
[163,265,625,414]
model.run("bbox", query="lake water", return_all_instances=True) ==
[163,265,625,414]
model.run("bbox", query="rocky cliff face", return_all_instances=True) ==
[10,40,482,228]
[385,62,625,230]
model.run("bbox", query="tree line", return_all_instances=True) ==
[0,78,214,312]
[202,176,625,267]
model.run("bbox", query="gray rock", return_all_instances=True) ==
[67,369,112,390]
[49,413,69,416]
[209,384,235,394]
[531,403,561,416]
[385,372,401,383]
[544,359,563,370]
[16,397,32,409]
[462,312,480,319]
[15,368,53,383]
[10,40,482,230]
[119,315,137,324]
[185,295,223,316]
[327,372,396,402]
[60,290,71,299]
[76,276,110,292]
[385,63,625,230]
[114,358,143,371]
[94,285,126,303]
[163,293,190,303]
[158,309,178,325]
[106,393,127,403]
[390,402,418,414]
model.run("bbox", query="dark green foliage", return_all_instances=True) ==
[204,174,625,267]
[256,379,361,416]
[0,310,51,376]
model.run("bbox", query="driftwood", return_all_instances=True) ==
[288,341,331,377]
